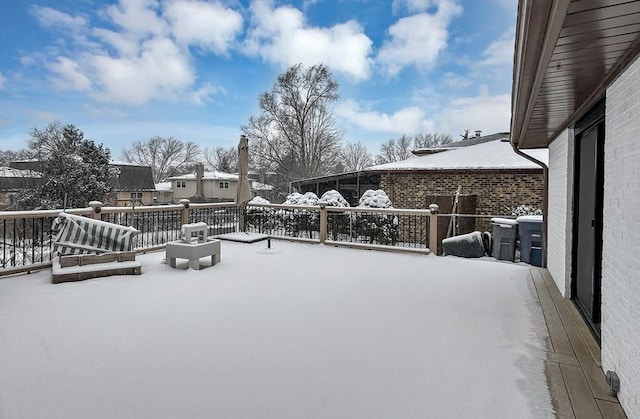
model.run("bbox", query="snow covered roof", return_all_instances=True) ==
[155,182,172,191]
[0,166,41,178]
[167,171,239,181]
[251,181,273,191]
[110,160,152,168]
[366,138,548,171]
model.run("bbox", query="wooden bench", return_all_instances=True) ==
[51,213,141,283]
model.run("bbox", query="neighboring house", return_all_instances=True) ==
[6,160,155,207]
[166,164,273,203]
[289,171,381,206]
[154,181,173,204]
[292,134,547,229]
[0,167,41,209]
[364,134,547,226]
[107,162,156,207]
[512,2,640,418]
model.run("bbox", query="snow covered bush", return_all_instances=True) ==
[355,189,399,245]
[245,196,274,233]
[280,192,320,238]
[320,190,350,208]
[358,189,393,209]
[284,192,319,206]
[249,196,270,205]
[506,205,543,216]
[320,190,350,240]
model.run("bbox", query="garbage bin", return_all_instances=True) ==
[491,218,518,262]
[517,215,543,266]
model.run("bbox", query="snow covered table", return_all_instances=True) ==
[165,239,221,270]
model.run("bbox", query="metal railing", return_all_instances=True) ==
[0,199,521,276]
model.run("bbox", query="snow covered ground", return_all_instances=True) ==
[0,241,553,418]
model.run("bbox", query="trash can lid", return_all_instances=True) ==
[491,217,518,227]
[516,215,543,223]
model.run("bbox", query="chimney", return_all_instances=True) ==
[195,163,204,198]
[475,130,482,138]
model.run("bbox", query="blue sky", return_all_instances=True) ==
[0,0,517,158]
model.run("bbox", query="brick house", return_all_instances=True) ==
[365,134,547,230]
[511,2,640,417]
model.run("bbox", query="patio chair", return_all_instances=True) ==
[51,213,142,283]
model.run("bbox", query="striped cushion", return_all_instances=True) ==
[52,213,140,256]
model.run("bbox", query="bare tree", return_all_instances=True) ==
[242,63,343,192]
[122,136,200,183]
[413,132,453,148]
[375,135,413,164]
[203,146,238,173]
[340,141,373,171]
[375,132,455,164]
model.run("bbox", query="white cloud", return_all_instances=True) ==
[431,88,511,136]
[480,28,515,67]
[442,72,472,89]
[244,0,373,81]
[0,73,6,90]
[377,0,462,77]
[336,100,433,134]
[104,0,167,37]
[46,57,92,91]
[190,83,224,105]
[32,0,240,105]
[89,37,194,105]
[30,5,88,30]
[164,0,243,54]
[391,0,433,14]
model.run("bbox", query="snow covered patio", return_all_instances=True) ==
[0,240,556,418]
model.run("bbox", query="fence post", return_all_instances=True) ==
[89,201,103,220]
[428,203,439,255]
[319,201,327,243]
[179,199,190,225]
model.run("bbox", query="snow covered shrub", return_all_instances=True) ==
[280,192,320,238]
[354,189,399,245]
[358,189,393,208]
[245,196,273,233]
[320,190,350,208]
[506,205,543,216]
[320,190,350,240]
[249,196,270,205]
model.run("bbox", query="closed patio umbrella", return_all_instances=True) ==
[236,134,252,205]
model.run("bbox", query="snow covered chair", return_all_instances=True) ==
[51,213,142,283]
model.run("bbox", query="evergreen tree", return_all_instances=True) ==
[17,123,118,209]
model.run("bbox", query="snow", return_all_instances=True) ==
[251,181,273,191]
[284,191,319,206]
[0,241,553,418]
[217,232,269,243]
[491,217,519,227]
[358,189,393,208]
[248,195,270,205]
[365,139,549,171]
[517,215,544,223]
[0,166,41,178]
[155,181,172,191]
[320,189,350,207]
[168,171,239,181]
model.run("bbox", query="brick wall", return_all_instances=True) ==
[547,130,574,297]
[602,55,640,419]
[378,169,544,231]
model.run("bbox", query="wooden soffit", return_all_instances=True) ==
[511,0,640,149]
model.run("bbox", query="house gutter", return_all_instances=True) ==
[510,139,548,268]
